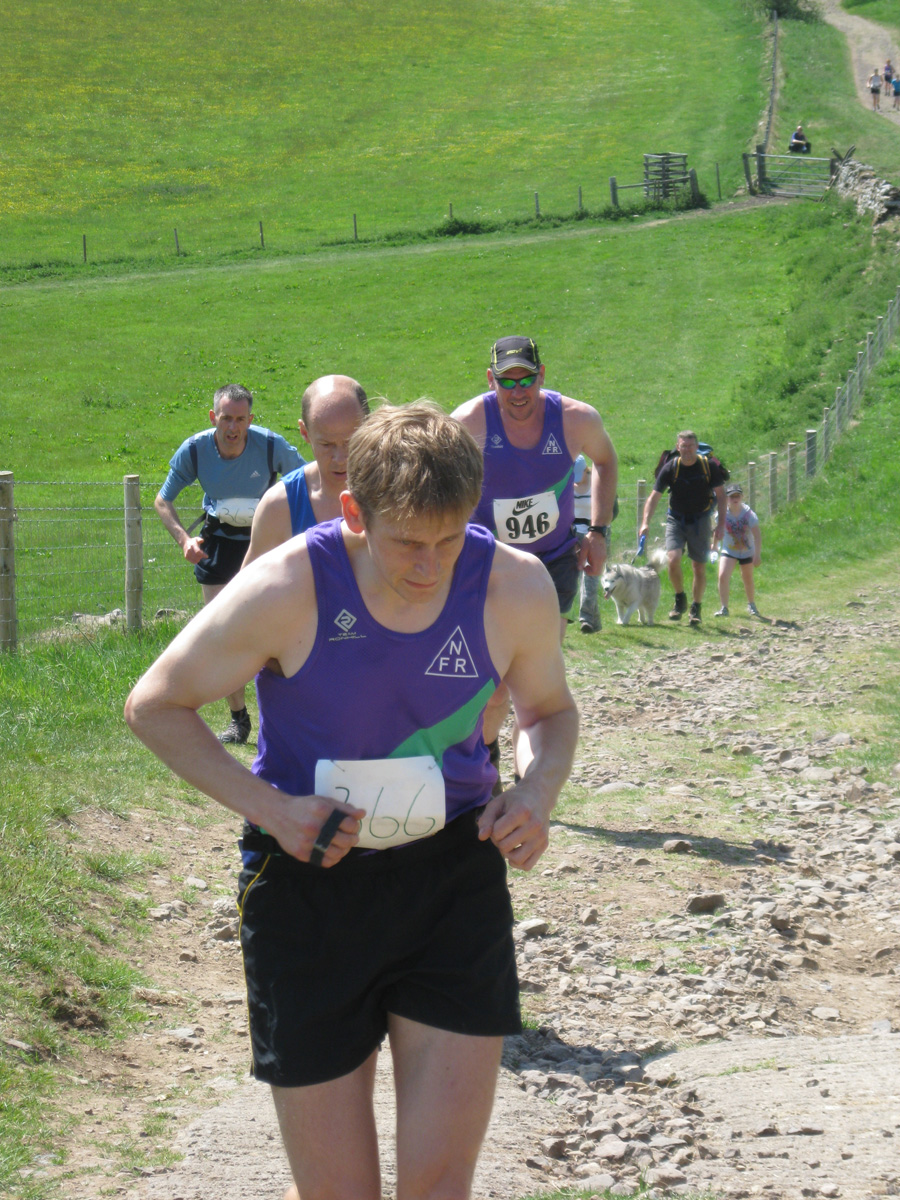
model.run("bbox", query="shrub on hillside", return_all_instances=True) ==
[748,0,821,20]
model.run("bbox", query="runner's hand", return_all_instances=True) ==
[477,782,551,871]
[265,796,366,868]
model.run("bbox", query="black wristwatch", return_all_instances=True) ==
[588,524,610,537]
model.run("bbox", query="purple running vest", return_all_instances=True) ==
[471,390,576,562]
[252,519,499,826]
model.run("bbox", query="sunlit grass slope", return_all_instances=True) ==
[4,199,898,487]
[0,0,766,267]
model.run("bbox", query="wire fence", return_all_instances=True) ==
[2,282,900,648]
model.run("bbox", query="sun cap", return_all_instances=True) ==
[490,336,541,376]
[725,483,743,496]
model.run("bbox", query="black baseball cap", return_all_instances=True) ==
[490,336,541,375]
[725,483,743,496]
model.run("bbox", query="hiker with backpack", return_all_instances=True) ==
[155,383,302,744]
[638,430,728,626]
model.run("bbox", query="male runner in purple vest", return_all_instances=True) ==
[243,374,369,565]
[126,401,578,1200]
[453,335,617,780]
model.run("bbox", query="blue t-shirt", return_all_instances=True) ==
[159,426,302,538]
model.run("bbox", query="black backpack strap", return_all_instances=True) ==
[266,430,276,488]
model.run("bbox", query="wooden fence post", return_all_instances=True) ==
[786,442,797,503]
[715,162,722,200]
[747,461,757,513]
[823,406,831,460]
[688,168,700,204]
[768,452,778,515]
[259,220,265,249]
[174,228,181,256]
[609,177,619,208]
[578,185,583,211]
[534,192,540,217]
[124,475,143,633]
[805,429,817,477]
[83,234,87,263]
[636,479,647,544]
[876,315,884,359]
[353,214,358,241]
[0,472,15,651]
[755,145,768,190]
[449,203,453,220]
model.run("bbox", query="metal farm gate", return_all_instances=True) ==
[743,148,836,199]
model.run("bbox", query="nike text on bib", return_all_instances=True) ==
[492,491,559,544]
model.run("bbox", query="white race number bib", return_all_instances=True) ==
[210,496,260,527]
[314,755,445,849]
[493,491,559,544]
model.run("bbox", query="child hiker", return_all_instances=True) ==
[713,483,761,617]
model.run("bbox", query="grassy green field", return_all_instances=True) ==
[841,0,900,37]
[5,200,899,488]
[0,0,767,272]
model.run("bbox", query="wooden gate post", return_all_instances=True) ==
[822,406,832,461]
[124,475,143,632]
[609,177,619,208]
[747,461,757,514]
[768,452,778,516]
[0,472,16,651]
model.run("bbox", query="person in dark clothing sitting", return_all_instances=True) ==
[789,124,811,153]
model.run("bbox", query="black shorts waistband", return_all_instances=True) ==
[240,806,488,875]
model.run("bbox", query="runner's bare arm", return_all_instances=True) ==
[479,548,578,870]
[449,398,487,447]
[154,494,208,563]
[563,401,618,575]
[242,481,293,568]
[639,489,664,539]
[124,546,363,865]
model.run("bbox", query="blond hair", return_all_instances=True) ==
[347,401,483,525]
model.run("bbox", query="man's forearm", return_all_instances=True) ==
[591,461,618,527]
[514,705,579,818]
[155,497,189,548]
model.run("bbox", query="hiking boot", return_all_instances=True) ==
[668,592,687,621]
[689,602,701,626]
[714,606,729,617]
[747,601,760,617]
[219,709,251,745]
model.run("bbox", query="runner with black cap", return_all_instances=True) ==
[452,336,617,781]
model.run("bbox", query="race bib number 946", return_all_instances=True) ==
[314,756,445,849]
[493,491,559,544]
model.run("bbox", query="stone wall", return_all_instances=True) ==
[832,157,900,222]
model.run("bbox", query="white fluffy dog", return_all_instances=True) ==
[600,550,666,626]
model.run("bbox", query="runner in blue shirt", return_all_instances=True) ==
[155,384,302,743]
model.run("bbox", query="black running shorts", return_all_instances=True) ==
[541,547,579,614]
[193,524,248,586]
[237,810,521,1087]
